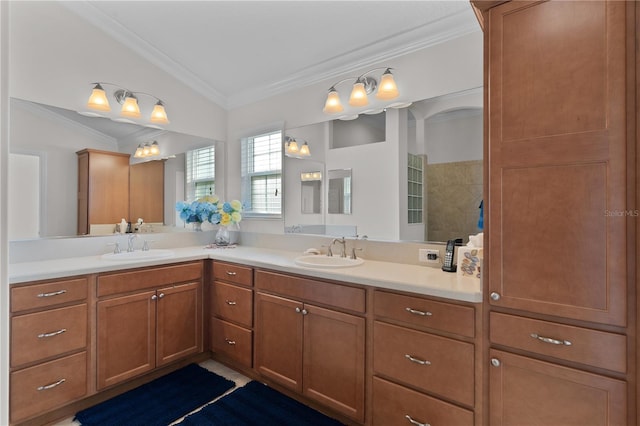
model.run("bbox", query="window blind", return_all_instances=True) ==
[241,130,282,216]
[186,146,215,202]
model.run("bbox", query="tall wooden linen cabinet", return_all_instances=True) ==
[471,1,638,425]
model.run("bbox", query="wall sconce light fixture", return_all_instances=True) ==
[86,82,169,125]
[134,141,160,158]
[285,136,311,158]
[323,67,399,114]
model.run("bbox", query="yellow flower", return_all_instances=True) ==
[198,195,219,204]
[220,213,231,226]
[231,212,242,223]
[230,200,243,211]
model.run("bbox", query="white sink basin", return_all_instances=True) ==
[101,249,175,261]
[294,255,364,269]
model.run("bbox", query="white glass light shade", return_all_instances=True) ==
[142,144,151,156]
[121,96,141,119]
[150,102,169,124]
[87,85,111,112]
[299,142,311,157]
[323,89,344,114]
[149,141,160,155]
[349,81,368,107]
[134,144,144,158]
[286,141,299,155]
[376,70,399,100]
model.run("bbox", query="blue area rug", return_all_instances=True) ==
[75,364,235,426]
[179,381,344,426]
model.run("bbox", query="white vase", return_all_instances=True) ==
[215,225,230,245]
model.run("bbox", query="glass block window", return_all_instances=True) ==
[408,153,424,224]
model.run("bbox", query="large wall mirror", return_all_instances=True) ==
[283,87,483,243]
[8,97,221,240]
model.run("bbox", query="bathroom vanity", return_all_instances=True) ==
[8,245,482,426]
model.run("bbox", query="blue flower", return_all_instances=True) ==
[222,202,233,213]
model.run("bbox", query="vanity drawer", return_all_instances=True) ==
[213,261,253,287]
[210,281,253,327]
[374,290,475,338]
[11,277,88,313]
[373,321,474,406]
[372,376,473,426]
[10,351,87,424]
[11,304,87,367]
[210,317,253,368]
[490,312,627,373]
[255,270,365,313]
[98,261,202,297]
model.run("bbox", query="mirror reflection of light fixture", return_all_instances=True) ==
[301,171,322,181]
[284,136,311,158]
[86,82,169,125]
[134,140,161,158]
[323,67,399,115]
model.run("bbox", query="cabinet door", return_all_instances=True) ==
[156,282,202,366]
[489,349,626,426]
[487,0,628,326]
[303,304,365,422]
[254,292,303,392]
[97,290,156,389]
[129,161,164,223]
[87,151,130,227]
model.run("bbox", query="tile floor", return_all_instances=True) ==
[54,360,252,425]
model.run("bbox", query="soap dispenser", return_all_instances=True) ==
[120,218,127,234]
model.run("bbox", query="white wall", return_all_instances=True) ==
[8,1,226,141]
[425,110,483,164]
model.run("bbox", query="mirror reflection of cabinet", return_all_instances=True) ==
[77,149,165,235]
[301,171,322,214]
[77,149,130,235]
[130,161,165,224]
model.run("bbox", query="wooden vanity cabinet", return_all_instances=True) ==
[254,270,366,423]
[9,276,90,424]
[96,261,203,389]
[209,261,254,368]
[76,149,130,235]
[372,289,477,426]
[129,160,165,224]
[473,0,637,424]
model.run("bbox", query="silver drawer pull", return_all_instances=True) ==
[37,378,66,391]
[405,354,431,366]
[37,328,67,338]
[37,289,67,298]
[530,333,572,346]
[225,338,236,345]
[405,414,430,426]
[225,300,237,306]
[226,271,237,276]
[405,307,432,316]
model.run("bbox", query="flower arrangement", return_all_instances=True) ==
[175,196,243,226]
[219,200,243,226]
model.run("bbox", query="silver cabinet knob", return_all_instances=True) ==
[490,292,501,301]
[491,358,501,367]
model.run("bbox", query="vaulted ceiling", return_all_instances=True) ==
[63,1,479,110]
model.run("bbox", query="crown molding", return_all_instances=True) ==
[61,1,229,108]
[226,8,481,109]
[62,2,479,111]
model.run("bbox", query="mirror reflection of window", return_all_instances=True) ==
[241,130,282,217]
[185,146,215,201]
[328,169,352,215]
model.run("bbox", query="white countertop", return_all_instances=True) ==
[9,245,482,303]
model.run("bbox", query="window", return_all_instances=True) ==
[186,146,215,202]
[241,130,282,216]
[408,153,423,224]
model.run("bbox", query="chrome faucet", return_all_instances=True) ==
[332,237,347,258]
[127,233,138,252]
